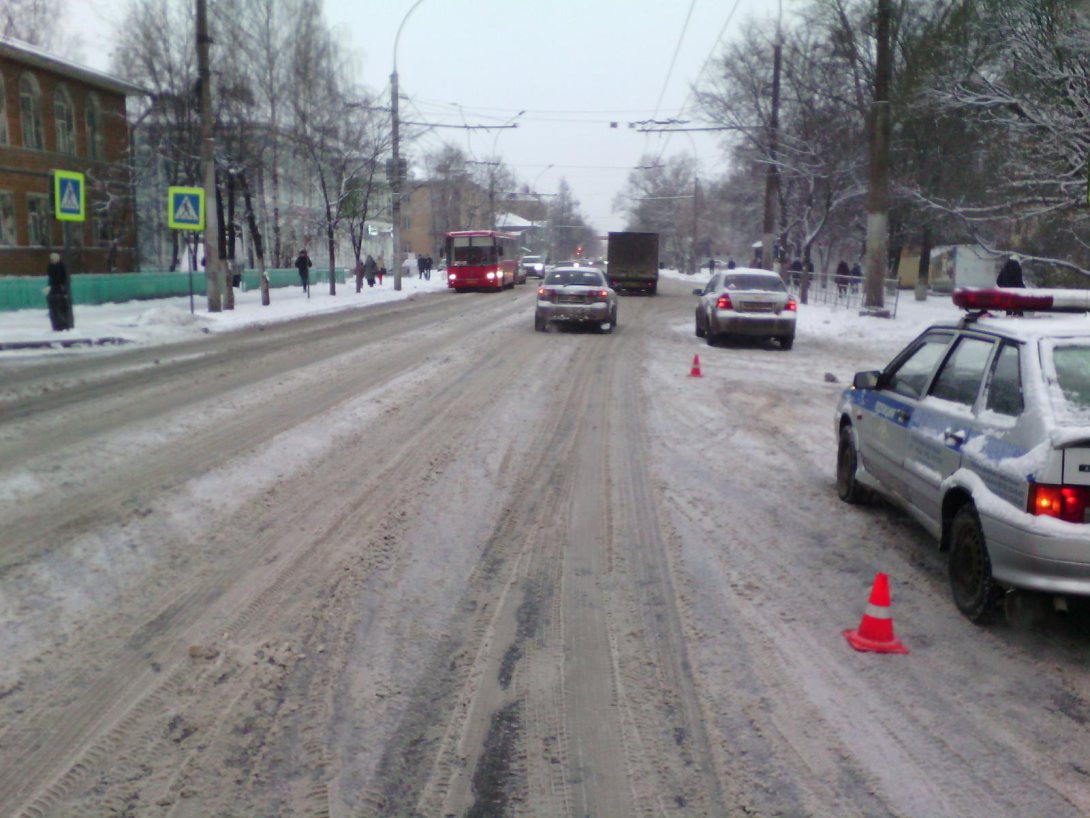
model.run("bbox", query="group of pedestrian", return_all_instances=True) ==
[417,254,433,280]
[354,254,386,290]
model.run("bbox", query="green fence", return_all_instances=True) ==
[0,268,348,312]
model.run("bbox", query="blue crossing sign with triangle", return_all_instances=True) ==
[53,170,85,222]
[168,186,205,231]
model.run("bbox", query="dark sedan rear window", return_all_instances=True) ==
[546,271,604,287]
[722,274,786,292]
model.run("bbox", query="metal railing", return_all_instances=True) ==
[789,273,901,317]
[0,267,349,312]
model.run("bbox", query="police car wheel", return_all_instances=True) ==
[836,426,867,504]
[949,505,1002,624]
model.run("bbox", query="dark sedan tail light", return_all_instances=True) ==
[1029,483,1090,523]
[716,293,733,310]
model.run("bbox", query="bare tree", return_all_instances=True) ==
[614,155,697,269]
[113,0,200,272]
[2,0,61,48]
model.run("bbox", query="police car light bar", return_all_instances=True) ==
[953,288,1090,313]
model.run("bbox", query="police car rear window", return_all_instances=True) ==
[1052,345,1090,412]
[722,274,786,292]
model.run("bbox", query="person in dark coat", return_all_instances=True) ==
[46,252,73,331]
[707,257,717,273]
[726,257,736,270]
[354,257,366,292]
[997,255,1025,288]
[789,257,803,287]
[417,254,426,280]
[364,254,377,287]
[835,260,851,297]
[295,248,312,295]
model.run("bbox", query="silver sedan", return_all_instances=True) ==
[693,268,797,349]
[534,267,618,333]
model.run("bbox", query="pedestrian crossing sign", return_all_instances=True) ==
[53,170,85,222]
[168,186,205,231]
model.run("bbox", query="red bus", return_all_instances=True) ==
[444,230,520,291]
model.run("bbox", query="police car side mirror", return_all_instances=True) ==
[692,288,704,296]
[853,370,881,390]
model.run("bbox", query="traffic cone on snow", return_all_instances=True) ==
[688,354,702,378]
[843,572,908,654]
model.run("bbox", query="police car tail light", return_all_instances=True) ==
[589,289,610,300]
[1028,483,1090,523]
[785,297,797,312]
[716,293,733,309]
[538,287,556,301]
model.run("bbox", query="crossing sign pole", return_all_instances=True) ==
[53,170,85,222]
[167,187,206,314]
[167,186,205,231]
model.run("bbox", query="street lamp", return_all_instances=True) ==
[530,164,552,255]
[488,110,524,229]
[391,0,429,292]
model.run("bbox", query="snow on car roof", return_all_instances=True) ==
[964,312,1090,343]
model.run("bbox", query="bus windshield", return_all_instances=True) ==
[449,236,497,265]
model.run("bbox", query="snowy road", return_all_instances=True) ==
[1,277,1089,817]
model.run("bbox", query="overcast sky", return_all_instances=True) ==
[69,0,785,235]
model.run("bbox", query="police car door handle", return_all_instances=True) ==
[944,428,966,446]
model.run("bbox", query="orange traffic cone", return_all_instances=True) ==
[843,572,908,654]
[688,354,702,377]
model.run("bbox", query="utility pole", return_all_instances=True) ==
[196,0,222,311]
[691,176,700,275]
[863,0,893,311]
[761,33,782,274]
[390,68,403,291]
[390,0,429,293]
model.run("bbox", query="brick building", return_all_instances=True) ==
[0,37,143,276]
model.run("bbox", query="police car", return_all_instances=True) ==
[835,288,1090,623]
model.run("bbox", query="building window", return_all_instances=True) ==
[0,192,14,245]
[85,92,103,160]
[54,85,75,155]
[18,74,44,150]
[0,76,8,145]
[27,193,51,245]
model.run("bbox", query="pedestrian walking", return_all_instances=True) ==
[295,248,312,296]
[789,257,803,287]
[835,260,850,297]
[376,254,385,285]
[997,254,1026,314]
[354,257,365,292]
[726,257,736,270]
[364,254,377,287]
[997,254,1025,288]
[417,254,426,280]
[46,252,73,331]
[707,257,716,274]
[425,255,433,280]
[849,262,863,295]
